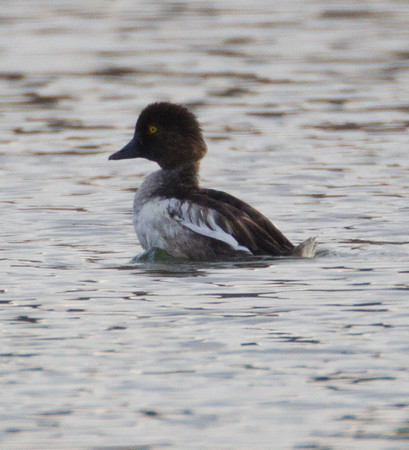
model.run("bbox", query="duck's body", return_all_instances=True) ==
[132,166,297,260]
[109,102,316,261]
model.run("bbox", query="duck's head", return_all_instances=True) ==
[109,102,207,170]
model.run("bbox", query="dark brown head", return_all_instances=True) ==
[109,102,207,170]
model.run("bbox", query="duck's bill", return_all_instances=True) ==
[109,137,139,160]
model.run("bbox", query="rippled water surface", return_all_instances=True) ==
[1,0,409,448]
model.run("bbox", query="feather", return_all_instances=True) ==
[167,199,252,254]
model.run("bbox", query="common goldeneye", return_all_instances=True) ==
[109,102,316,260]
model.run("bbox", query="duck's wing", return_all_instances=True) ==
[200,188,295,255]
[167,188,295,256]
[167,198,253,255]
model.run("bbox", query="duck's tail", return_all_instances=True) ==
[292,236,317,258]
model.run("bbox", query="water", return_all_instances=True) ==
[1,0,409,448]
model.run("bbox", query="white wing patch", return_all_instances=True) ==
[168,199,251,254]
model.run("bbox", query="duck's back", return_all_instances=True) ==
[191,188,295,256]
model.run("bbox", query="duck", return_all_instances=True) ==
[109,102,316,261]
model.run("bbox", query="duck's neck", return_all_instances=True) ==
[156,162,200,198]
[166,161,200,189]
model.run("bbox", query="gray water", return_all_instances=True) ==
[1,0,409,448]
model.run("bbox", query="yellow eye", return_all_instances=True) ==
[148,125,158,134]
